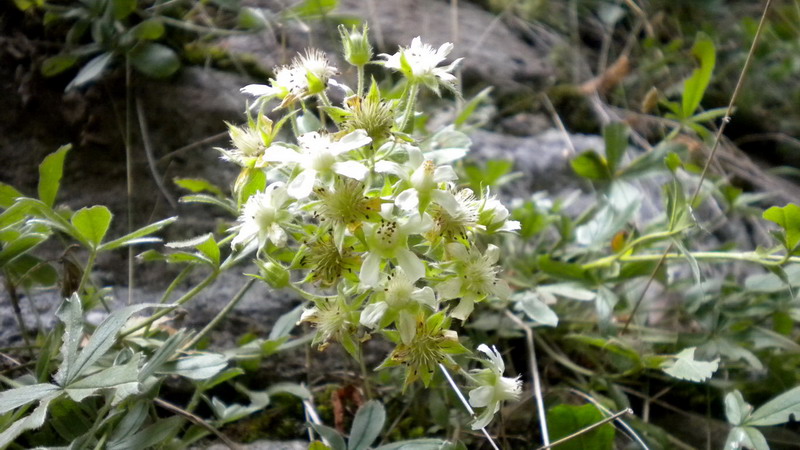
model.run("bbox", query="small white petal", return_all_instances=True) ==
[397,310,417,345]
[436,277,462,300]
[499,220,521,232]
[491,280,512,300]
[375,160,405,178]
[396,248,425,282]
[430,190,460,215]
[269,223,287,247]
[471,405,498,431]
[450,297,475,320]
[261,144,302,163]
[433,165,457,183]
[412,286,437,309]
[360,302,388,328]
[446,242,469,261]
[332,160,369,181]
[395,189,419,211]
[360,252,381,287]
[468,385,493,408]
[287,169,317,199]
[241,84,276,97]
[334,129,372,154]
[485,245,501,265]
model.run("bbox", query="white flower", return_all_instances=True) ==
[231,183,292,251]
[240,48,338,109]
[359,214,432,288]
[381,37,462,95]
[218,122,264,167]
[426,186,480,242]
[376,146,457,213]
[437,243,512,320]
[468,344,522,430]
[262,130,371,199]
[478,189,521,233]
[360,267,437,344]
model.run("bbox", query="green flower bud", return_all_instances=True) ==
[339,24,373,66]
[257,260,290,288]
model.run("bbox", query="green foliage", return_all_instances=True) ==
[546,404,614,450]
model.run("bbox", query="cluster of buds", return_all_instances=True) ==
[220,26,521,430]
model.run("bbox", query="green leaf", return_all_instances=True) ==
[66,52,113,91]
[348,400,386,450]
[664,180,693,232]
[111,0,137,20]
[681,33,716,118]
[0,231,50,267]
[546,404,615,450]
[661,347,719,382]
[174,177,224,197]
[310,423,346,450]
[603,122,629,174]
[0,183,23,209]
[0,383,60,414]
[537,255,591,282]
[455,86,492,128]
[514,291,558,327]
[763,204,800,251]
[571,150,610,180]
[129,43,180,78]
[269,303,305,340]
[238,6,268,30]
[724,426,769,450]
[41,54,79,77]
[375,439,453,450]
[108,416,183,450]
[289,0,338,17]
[98,216,177,251]
[746,385,800,426]
[266,382,311,399]
[0,393,58,448]
[159,353,228,380]
[724,391,752,426]
[108,400,148,444]
[71,205,113,249]
[38,144,71,207]
[65,353,141,402]
[130,19,165,40]
[166,233,220,267]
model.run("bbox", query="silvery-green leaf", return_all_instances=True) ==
[159,353,228,380]
[54,293,83,386]
[662,347,719,382]
[537,283,596,301]
[266,382,311,399]
[724,426,768,450]
[514,291,558,327]
[375,439,453,450]
[746,385,800,426]
[724,390,751,426]
[310,423,346,450]
[0,394,58,448]
[348,400,386,450]
[0,383,60,414]
[107,416,183,450]
[65,353,141,402]
[108,400,148,443]
[139,331,190,381]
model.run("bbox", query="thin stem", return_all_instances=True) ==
[125,54,134,306]
[159,265,195,304]
[356,64,365,97]
[357,344,374,400]
[505,311,549,446]
[183,278,256,350]
[584,250,800,270]
[120,271,218,338]
[398,82,419,133]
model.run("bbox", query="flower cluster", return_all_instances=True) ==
[222,31,520,430]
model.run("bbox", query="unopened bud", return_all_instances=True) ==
[339,24,373,66]
[257,260,290,288]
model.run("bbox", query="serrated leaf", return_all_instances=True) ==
[746,385,800,426]
[107,416,183,450]
[661,347,719,382]
[0,383,60,414]
[99,216,177,251]
[71,205,112,248]
[0,393,58,448]
[54,293,83,386]
[66,52,113,91]
[38,144,71,207]
[129,43,180,78]
[349,400,385,450]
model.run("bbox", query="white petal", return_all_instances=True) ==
[437,42,454,58]
[395,189,419,211]
[450,297,475,321]
[430,190,460,215]
[359,252,381,288]
[360,302,388,329]
[241,84,276,97]
[436,277,462,300]
[499,220,521,232]
[412,286,437,309]
[485,245,501,265]
[287,169,317,199]
[261,144,302,163]
[375,160,405,178]
[268,223,287,248]
[300,307,318,323]
[470,405,498,431]
[397,310,417,345]
[433,165,457,183]
[333,129,372,154]
[491,280,512,300]
[400,213,432,234]
[468,385,493,409]
[332,160,369,181]
[446,242,469,261]
[395,248,425,282]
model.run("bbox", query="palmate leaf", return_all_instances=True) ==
[746,385,800,426]
[0,393,59,448]
[661,347,719,382]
